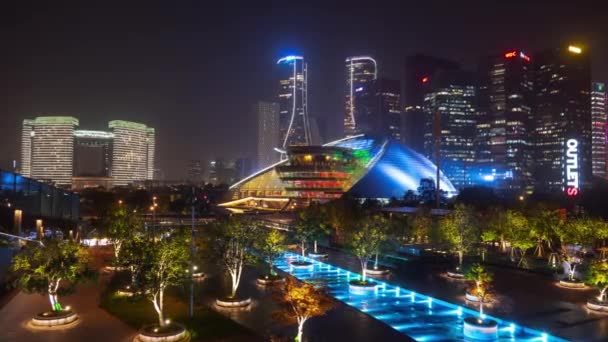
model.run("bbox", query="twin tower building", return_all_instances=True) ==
[21,117,155,188]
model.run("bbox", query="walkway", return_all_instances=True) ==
[0,270,136,342]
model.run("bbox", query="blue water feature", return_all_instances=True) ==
[275,252,568,342]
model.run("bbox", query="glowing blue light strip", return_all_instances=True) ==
[277,55,303,64]
[276,252,567,342]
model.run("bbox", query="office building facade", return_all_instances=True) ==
[403,55,460,153]
[423,72,477,189]
[475,50,534,193]
[21,116,79,186]
[344,56,377,136]
[255,101,281,169]
[591,82,607,178]
[277,56,310,148]
[533,45,591,195]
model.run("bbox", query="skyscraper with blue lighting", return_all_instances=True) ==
[277,56,310,148]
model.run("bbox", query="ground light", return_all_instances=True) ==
[276,252,567,341]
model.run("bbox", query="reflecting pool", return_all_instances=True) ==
[275,252,568,342]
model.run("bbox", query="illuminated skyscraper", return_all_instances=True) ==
[423,72,477,189]
[403,55,460,153]
[21,116,79,186]
[344,56,377,136]
[255,101,280,169]
[591,82,607,178]
[277,56,310,148]
[476,50,534,193]
[533,45,591,195]
[109,120,155,186]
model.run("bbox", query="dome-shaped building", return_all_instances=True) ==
[219,135,457,212]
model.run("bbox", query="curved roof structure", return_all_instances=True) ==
[220,135,457,212]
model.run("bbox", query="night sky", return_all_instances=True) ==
[1,1,606,179]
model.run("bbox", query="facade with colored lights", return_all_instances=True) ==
[591,82,607,178]
[533,45,591,195]
[277,56,310,148]
[219,135,457,212]
[108,120,155,187]
[475,50,534,194]
[344,56,377,136]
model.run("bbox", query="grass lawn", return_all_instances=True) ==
[100,271,260,341]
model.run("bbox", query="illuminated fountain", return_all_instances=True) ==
[276,252,565,342]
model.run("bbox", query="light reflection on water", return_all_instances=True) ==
[276,252,567,342]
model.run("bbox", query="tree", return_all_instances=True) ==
[256,229,286,276]
[440,204,478,268]
[323,195,361,243]
[484,207,508,253]
[12,240,91,313]
[119,233,150,287]
[138,232,189,327]
[528,208,562,258]
[210,217,258,298]
[554,217,608,279]
[292,206,325,256]
[465,263,493,316]
[273,277,334,342]
[106,205,138,263]
[587,261,608,303]
[349,215,388,282]
[411,210,432,243]
[505,211,534,268]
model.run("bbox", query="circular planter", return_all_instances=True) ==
[307,252,328,259]
[31,310,79,328]
[587,298,608,312]
[465,291,490,303]
[558,279,586,289]
[136,323,187,342]
[290,261,314,269]
[256,274,285,286]
[463,316,498,340]
[117,286,136,297]
[365,268,390,276]
[348,280,378,293]
[215,296,252,308]
[447,270,465,279]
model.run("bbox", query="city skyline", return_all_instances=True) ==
[1,2,607,180]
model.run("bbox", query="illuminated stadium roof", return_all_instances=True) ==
[219,135,457,212]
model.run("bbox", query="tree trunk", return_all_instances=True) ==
[301,241,306,257]
[517,250,527,268]
[458,251,463,267]
[374,253,379,270]
[534,240,543,258]
[314,240,318,254]
[600,287,607,302]
[152,290,165,327]
[296,318,307,342]
[360,259,367,282]
[479,300,484,317]
[500,235,506,253]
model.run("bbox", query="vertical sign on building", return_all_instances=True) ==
[565,138,579,196]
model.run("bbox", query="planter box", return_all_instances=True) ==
[558,279,586,289]
[31,310,79,328]
[587,299,608,312]
[348,280,378,293]
[215,297,252,308]
[137,323,187,342]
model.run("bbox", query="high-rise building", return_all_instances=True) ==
[591,82,607,178]
[277,56,310,148]
[357,78,402,140]
[208,158,235,185]
[234,157,253,181]
[475,50,534,193]
[21,116,79,186]
[186,160,204,184]
[109,120,155,186]
[533,45,591,195]
[403,55,460,153]
[423,72,477,189]
[344,56,377,136]
[255,101,280,169]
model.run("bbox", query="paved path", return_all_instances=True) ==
[0,271,136,342]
